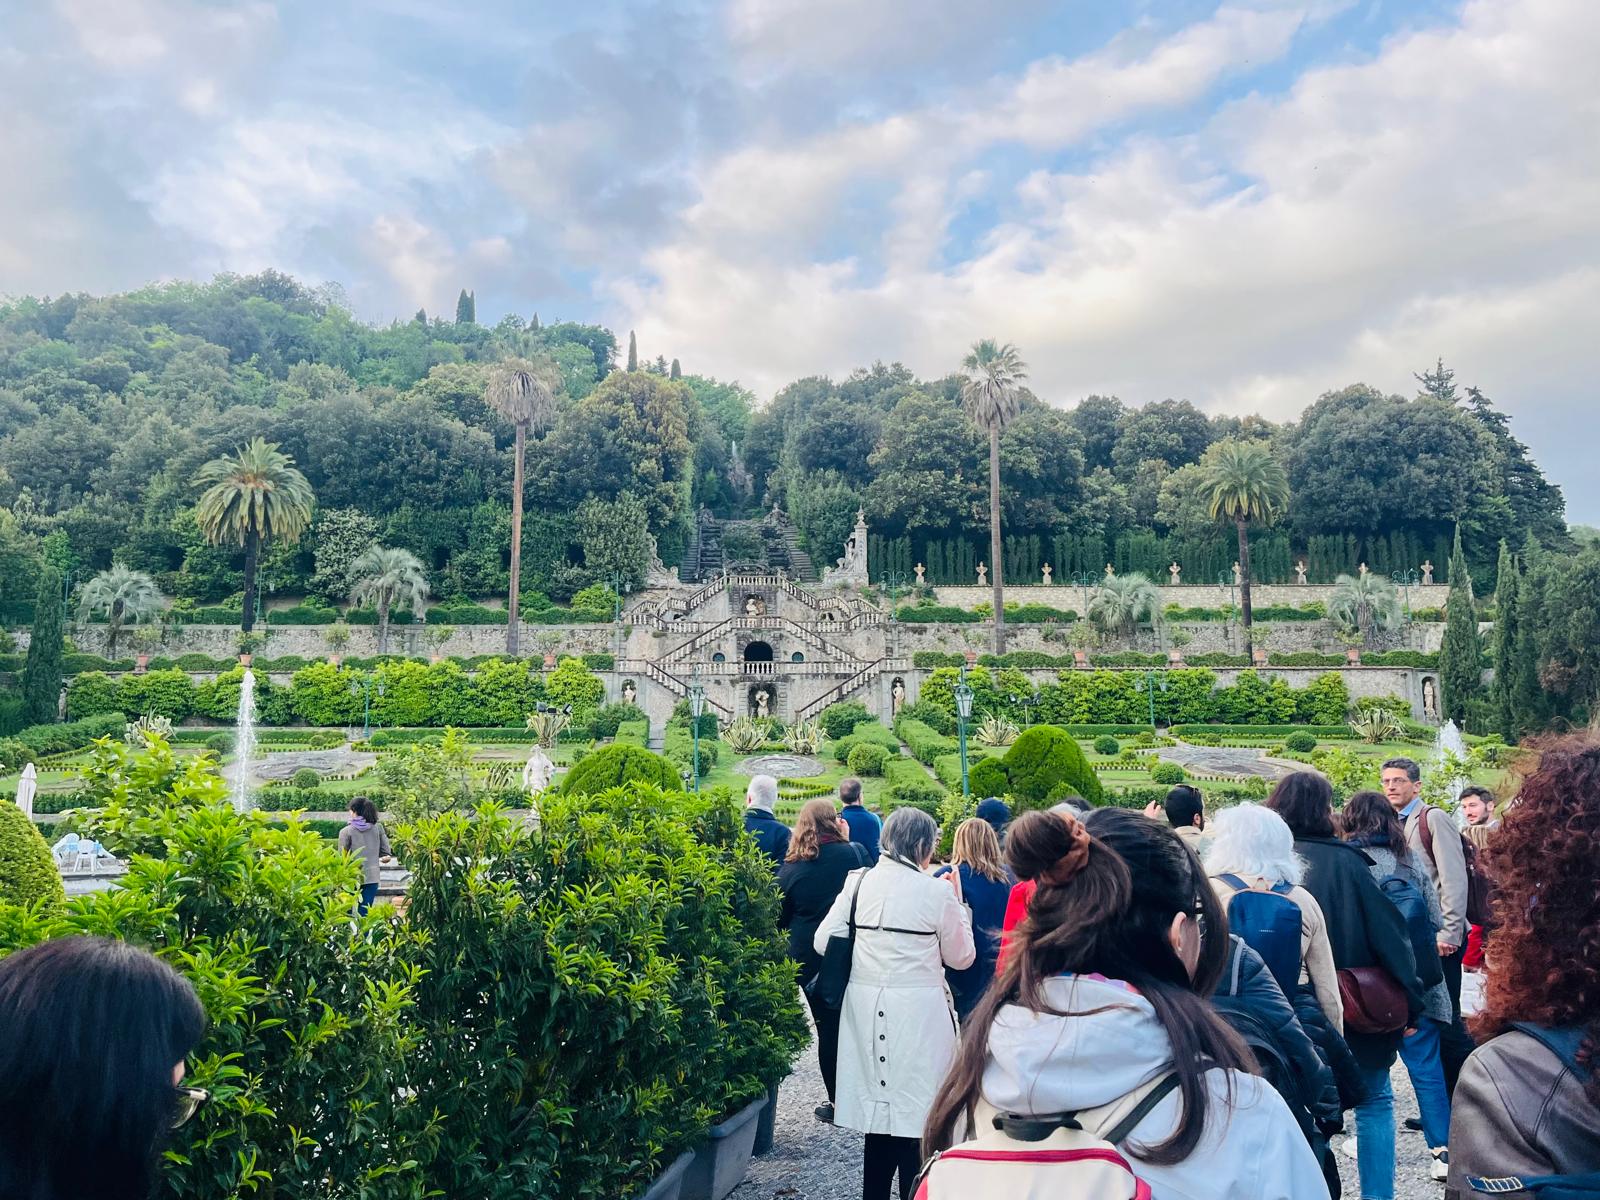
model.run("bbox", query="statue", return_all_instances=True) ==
[522,746,556,794]
[1232,561,1242,586]
[622,681,636,706]
[1358,562,1370,578]
[644,534,679,587]
[822,507,870,587]
[891,679,905,715]
[1422,677,1439,721]
[914,562,926,586]
[1168,561,1181,586]
[1105,563,1115,578]
[744,595,765,616]
[1295,560,1308,585]
[1421,560,1434,586]
[755,689,770,719]
[976,562,988,586]
[1041,563,1053,585]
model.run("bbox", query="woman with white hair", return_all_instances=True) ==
[1204,802,1342,1032]
[814,805,975,1200]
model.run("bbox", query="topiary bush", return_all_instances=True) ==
[561,744,682,796]
[1284,731,1318,753]
[846,742,890,776]
[1001,725,1104,809]
[968,755,1011,798]
[1150,761,1187,785]
[886,778,946,816]
[1092,735,1120,756]
[291,767,322,789]
[818,700,871,741]
[0,801,65,910]
[205,732,234,755]
[897,699,955,736]
[590,701,648,739]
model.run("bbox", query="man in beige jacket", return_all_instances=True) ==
[1382,757,1475,1091]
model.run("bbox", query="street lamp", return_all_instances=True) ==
[1134,669,1167,732]
[688,676,706,793]
[1007,691,1041,728]
[350,675,386,740]
[1391,569,1418,624]
[954,667,975,799]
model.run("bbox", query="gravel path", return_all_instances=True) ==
[733,1006,1442,1200]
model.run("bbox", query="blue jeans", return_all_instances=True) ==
[1399,1018,1452,1148]
[357,882,379,915]
[1353,1062,1395,1200]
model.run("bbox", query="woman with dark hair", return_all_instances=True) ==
[338,795,392,915]
[1446,735,1600,1199]
[779,797,871,1122]
[1340,789,1454,1182]
[1267,772,1421,1200]
[0,936,207,1200]
[922,807,1326,1198]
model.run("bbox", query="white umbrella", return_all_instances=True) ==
[15,763,37,821]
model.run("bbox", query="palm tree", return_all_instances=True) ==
[1196,440,1290,659]
[961,339,1027,655]
[194,438,315,632]
[1328,572,1403,647]
[486,357,560,654]
[349,546,430,654]
[1087,571,1160,639]
[76,565,164,656]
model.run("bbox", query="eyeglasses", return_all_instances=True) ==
[173,1087,210,1129]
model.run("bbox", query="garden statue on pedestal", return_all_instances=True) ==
[892,679,905,714]
[1423,677,1439,721]
[914,563,926,586]
[1169,561,1182,586]
[1232,561,1242,586]
[1041,563,1053,585]
[822,508,870,587]
[1358,562,1370,577]
[644,534,679,587]
[1105,563,1116,577]
[976,563,988,586]
[1421,560,1434,586]
[755,690,770,720]
[1295,560,1308,585]
[622,681,637,705]
[522,747,556,794]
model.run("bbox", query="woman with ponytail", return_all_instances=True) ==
[923,807,1327,1199]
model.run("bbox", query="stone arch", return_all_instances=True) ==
[791,651,805,663]
[743,640,774,663]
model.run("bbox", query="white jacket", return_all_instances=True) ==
[974,974,1329,1200]
[814,856,975,1138]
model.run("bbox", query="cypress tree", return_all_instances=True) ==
[20,567,64,726]
[1489,540,1519,739]
[670,357,681,380]
[455,289,476,324]
[627,331,638,372]
[414,308,427,323]
[1438,526,1482,724]
[1512,538,1545,730]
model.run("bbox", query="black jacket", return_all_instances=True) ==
[1214,935,1342,1135]
[777,840,870,980]
[743,808,791,870]
[1293,835,1424,1067]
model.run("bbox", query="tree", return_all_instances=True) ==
[454,289,475,325]
[575,493,652,590]
[1414,357,1458,402]
[20,567,63,725]
[627,330,638,372]
[960,339,1027,654]
[1328,572,1402,647]
[308,507,381,603]
[1196,440,1289,659]
[1489,540,1521,739]
[1087,572,1160,639]
[76,565,164,657]
[193,438,315,632]
[1068,395,1125,472]
[485,357,559,654]
[349,546,429,653]
[669,358,681,380]
[1438,527,1482,724]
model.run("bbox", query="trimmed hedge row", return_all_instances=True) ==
[895,715,956,766]
[0,712,126,770]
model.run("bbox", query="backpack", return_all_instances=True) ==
[1465,1024,1600,1198]
[914,1074,1179,1200]
[1217,874,1302,997]
[1377,870,1445,990]
[1417,804,1494,926]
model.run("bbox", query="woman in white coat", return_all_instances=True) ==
[815,806,976,1199]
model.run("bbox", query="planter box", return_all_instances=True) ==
[752,1080,780,1156]
[680,1096,766,1200]
[635,1151,695,1200]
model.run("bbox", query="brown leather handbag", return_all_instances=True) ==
[1337,966,1408,1034]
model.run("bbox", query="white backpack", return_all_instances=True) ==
[914,1074,1178,1200]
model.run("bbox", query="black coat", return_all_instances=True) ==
[1293,835,1424,1068]
[777,840,870,980]
[743,808,791,870]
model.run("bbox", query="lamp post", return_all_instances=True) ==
[1007,691,1041,728]
[1135,669,1167,732]
[609,575,632,663]
[954,667,975,799]
[688,676,706,793]
[1391,569,1418,623]
[350,675,385,740]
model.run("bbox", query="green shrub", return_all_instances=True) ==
[117,669,196,721]
[425,603,507,625]
[65,671,121,719]
[1001,725,1104,809]
[0,801,65,909]
[266,604,339,625]
[1284,731,1318,753]
[1150,761,1186,785]
[206,732,234,754]
[846,742,890,776]
[895,715,956,766]
[614,720,649,747]
[590,701,647,739]
[0,712,126,768]
[1092,735,1120,756]
[895,604,980,623]
[545,657,605,716]
[291,767,322,789]
[819,700,871,741]
[968,755,1010,798]
[561,744,681,796]
[897,699,954,735]
[886,778,947,815]
[581,652,616,671]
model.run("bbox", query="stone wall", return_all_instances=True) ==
[929,582,1450,610]
[53,621,622,661]
[887,620,1446,655]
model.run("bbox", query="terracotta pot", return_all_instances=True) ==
[328,654,342,666]
[238,653,253,666]
[135,654,150,673]
[543,652,557,668]
[1073,650,1089,668]
[1252,648,1269,666]
[1167,650,1185,666]
[1345,647,1361,665]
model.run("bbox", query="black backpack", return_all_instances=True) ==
[1376,870,1445,990]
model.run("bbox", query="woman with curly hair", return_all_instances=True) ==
[1445,734,1600,1199]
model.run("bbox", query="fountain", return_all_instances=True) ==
[1432,718,1469,809]
[231,666,257,813]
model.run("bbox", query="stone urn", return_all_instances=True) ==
[1345,647,1361,665]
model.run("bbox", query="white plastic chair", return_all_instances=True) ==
[73,841,102,873]
[51,833,80,868]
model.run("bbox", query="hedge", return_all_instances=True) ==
[894,715,956,766]
[818,700,872,741]
[0,712,126,768]
[266,604,340,625]
[426,603,508,625]
[969,755,1010,797]
[561,745,681,795]
[895,604,981,623]
[1168,723,1358,739]
[1001,725,1103,808]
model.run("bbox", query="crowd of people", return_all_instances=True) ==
[1,741,1596,1200]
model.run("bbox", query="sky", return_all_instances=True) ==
[2,0,1597,518]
